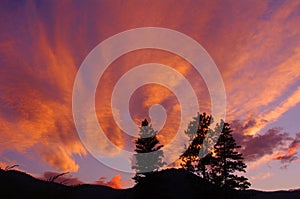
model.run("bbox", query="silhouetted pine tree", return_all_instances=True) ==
[210,121,251,190]
[180,112,213,180]
[132,119,165,183]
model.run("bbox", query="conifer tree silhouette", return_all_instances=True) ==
[180,112,213,180]
[210,121,251,190]
[132,119,165,183]
[180,113,251,190]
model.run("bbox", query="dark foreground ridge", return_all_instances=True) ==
[0,168,299,199]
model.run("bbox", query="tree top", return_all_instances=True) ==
[141,119,149,127]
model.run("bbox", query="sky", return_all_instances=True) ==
[0,0,300,191]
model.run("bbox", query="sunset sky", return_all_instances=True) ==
[1,0,300,191]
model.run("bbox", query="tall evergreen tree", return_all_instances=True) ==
[180,113,251,190]
[180,112,213,179]
[210,121,251,190]
[132,119,165,183]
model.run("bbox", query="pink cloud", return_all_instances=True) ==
[273,132,300,167]
[231,120,300,168]
[250,172,272,181]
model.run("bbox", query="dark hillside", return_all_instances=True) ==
[132,168,243,199]
[0,169,124,199]
[242,189,300,199]
[1,168,299,199]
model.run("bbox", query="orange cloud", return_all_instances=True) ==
[95,174,131,189]
[95,48,210,153]
[242,86,300,136]
[0,1,87,172]
[216,1,300,123]
[1,0,300,185]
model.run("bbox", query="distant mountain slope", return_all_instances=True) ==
[0,168,299,199]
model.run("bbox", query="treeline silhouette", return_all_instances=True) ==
[132,112,251,190]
